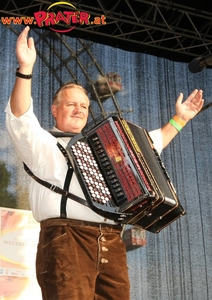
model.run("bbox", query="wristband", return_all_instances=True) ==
[169,119,182,131]
[172,115,186,127]
[169,115,186,131]
[16,68,32,79]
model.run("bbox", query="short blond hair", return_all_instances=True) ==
[52,82,89,105]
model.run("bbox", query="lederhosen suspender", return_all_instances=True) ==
[23,142,88,219]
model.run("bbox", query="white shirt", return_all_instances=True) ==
[5,99,163,223]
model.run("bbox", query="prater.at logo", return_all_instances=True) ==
[1,1,106,32]
[34,1,106,32]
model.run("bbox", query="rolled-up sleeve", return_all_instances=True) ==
[149,128,163,155]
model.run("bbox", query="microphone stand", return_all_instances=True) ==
[198,102,212,114]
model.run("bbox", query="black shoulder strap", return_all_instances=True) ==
[23,163,88,206]
[57,142,73,219]
[23,142,88,209]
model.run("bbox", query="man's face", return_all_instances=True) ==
[51,87,89,133]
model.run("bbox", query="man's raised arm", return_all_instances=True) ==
[161,89,204,149]
[10,26,36,117]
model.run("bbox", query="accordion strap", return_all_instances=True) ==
[23,142,88,209]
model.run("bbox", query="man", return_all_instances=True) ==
[5,26,204,300]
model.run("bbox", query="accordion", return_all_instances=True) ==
[67,116,185,233]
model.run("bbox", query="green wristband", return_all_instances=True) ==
[169,118,182,131]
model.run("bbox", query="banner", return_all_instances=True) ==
[0,207,42,299]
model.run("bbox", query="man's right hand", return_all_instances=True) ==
[10,26,36,117]
[16,26,36,73]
